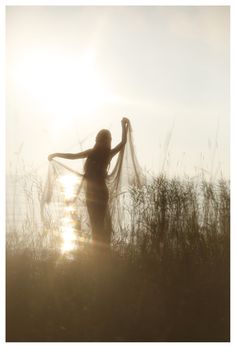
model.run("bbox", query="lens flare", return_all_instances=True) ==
[58,174,79,200]
[61,224,76,253]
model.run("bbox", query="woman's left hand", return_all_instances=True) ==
[122,117,130,126]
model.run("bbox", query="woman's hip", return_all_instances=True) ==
[86,181,109,204]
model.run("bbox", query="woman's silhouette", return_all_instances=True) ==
[48,117,129,246]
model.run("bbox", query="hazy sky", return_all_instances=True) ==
[6,6,230,179]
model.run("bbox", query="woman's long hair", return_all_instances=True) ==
[84,129,112,180]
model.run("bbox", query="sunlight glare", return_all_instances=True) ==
[61,225,76,253]
[64,206,76,213]
[58,174,79,200]
[11,48,114,121]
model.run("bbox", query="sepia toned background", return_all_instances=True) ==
[6,6,229,179]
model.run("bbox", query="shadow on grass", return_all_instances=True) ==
[6,238,229,342]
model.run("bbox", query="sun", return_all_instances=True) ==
[11,47,114,123]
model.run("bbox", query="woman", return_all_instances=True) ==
[48,117,129,246]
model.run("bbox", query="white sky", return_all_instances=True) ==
[6,6,230,179]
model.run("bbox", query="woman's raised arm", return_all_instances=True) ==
[48,149,91,161]
[110,117,129,158]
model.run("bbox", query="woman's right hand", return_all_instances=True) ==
[48,153,56,161]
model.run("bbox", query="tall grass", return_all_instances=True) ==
[6,170,230,342]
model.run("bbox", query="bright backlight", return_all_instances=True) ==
[11,48,114,121]
[58,174,79,200]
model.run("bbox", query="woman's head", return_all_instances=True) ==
[95,129,111,149]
